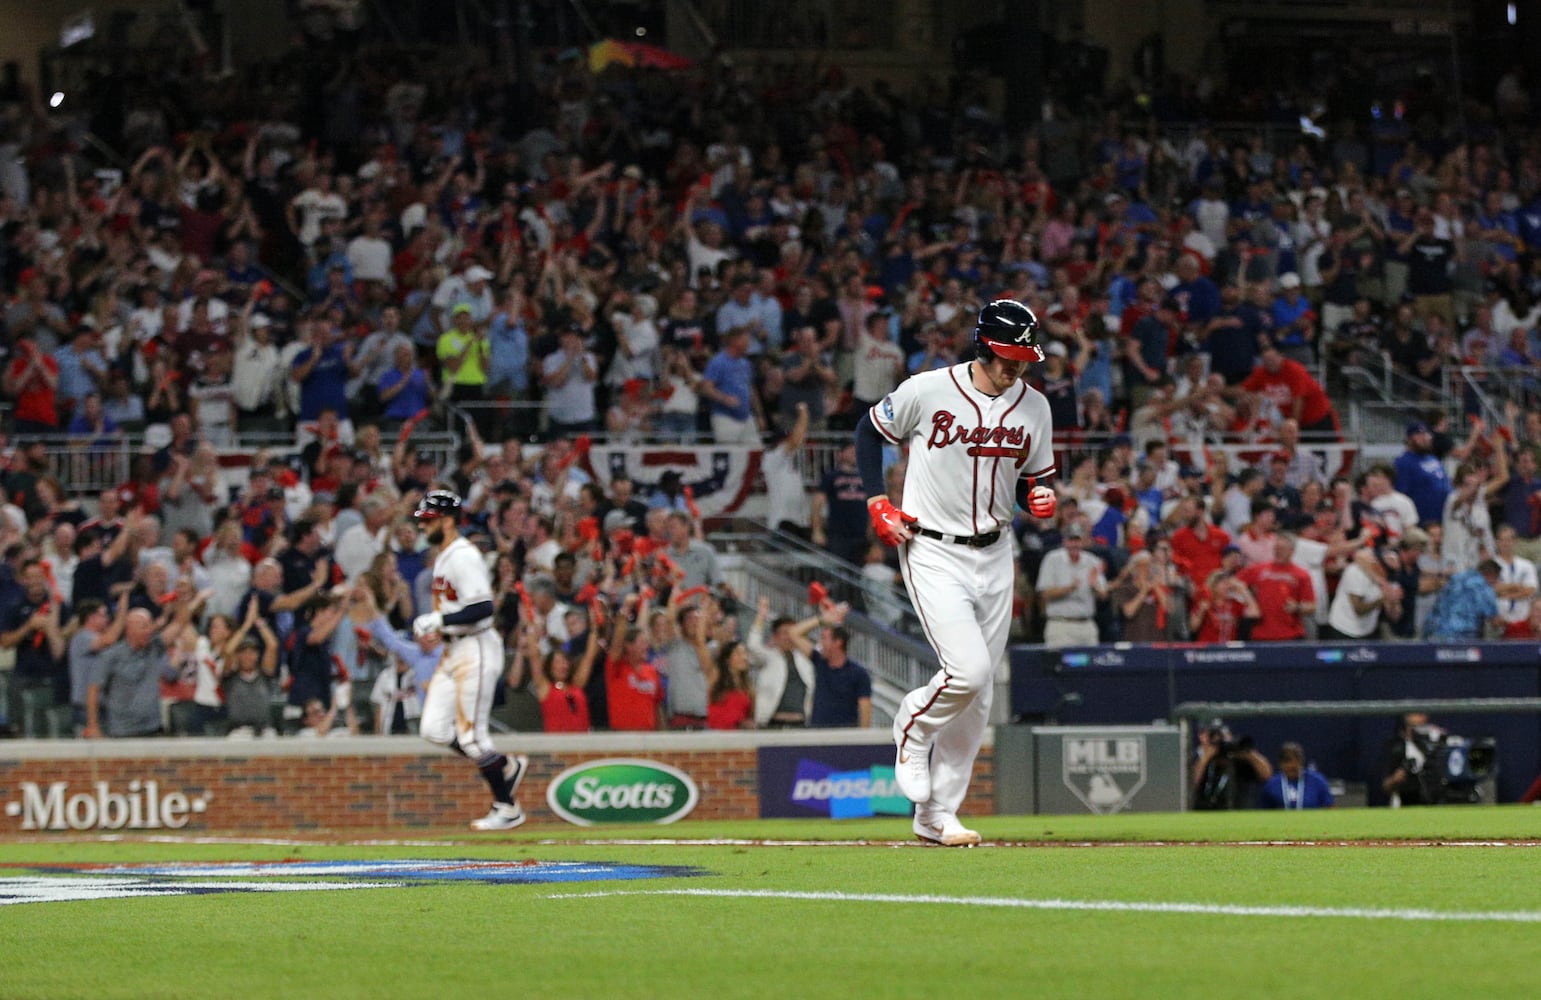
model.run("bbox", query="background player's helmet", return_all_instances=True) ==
[413,490,463,520]
[973,299,1044,363]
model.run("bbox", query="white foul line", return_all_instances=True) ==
[545,888,1541,924]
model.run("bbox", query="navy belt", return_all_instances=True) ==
[916,527,1002,548]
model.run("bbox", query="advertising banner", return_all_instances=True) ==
[544,758,699,826]
[757,745,910,819]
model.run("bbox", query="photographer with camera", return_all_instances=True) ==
[1383,712,1435,806]
[1191,718,1274,810]
[1382,712,1497,806]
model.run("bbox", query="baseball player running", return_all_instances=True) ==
[855,300,1058,846]
[412,490,528,830]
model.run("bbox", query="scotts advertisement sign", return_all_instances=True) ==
[545,759,698,826]
[4,781,212,831]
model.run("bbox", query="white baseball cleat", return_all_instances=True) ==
[893,721,932,803]
[470,802,526,831]
[913,811,982,847]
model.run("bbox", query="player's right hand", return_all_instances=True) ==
[867,496,917,547]
[1027,484,1057,519]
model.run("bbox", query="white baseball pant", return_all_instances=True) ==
[895,534,1014,818]
[419,629,503,760]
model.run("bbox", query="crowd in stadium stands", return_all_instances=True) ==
[0,29,1538,738]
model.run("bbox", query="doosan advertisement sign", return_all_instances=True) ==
[545,759,699,826]
[757,745,910,819]
[4,780,212,831]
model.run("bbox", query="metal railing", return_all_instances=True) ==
[18,428,463,499]
[698,0,898,50]
[1459,365,1541,418]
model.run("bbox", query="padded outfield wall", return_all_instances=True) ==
[1012,640,1541,803]
[0,730,995,833]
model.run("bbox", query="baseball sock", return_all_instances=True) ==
[447,738,468,758]
[477,753,514,804]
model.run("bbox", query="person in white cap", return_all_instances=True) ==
[1271,272,1315,365]
[433,262,496,328]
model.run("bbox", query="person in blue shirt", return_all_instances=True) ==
[1423,560,1502,640]
[700,327,759,443]
[357,587,442,697]
[790,602,872,728]
[1393,422,1451,525]
[1260,742,1335,809]
[1170,255,1220,326]
[65,392,121,447]
[306,237,353,301]
[1270,272,1315,363]
[291,320,354,422]
[1202,282,1259,383]
[377,343,433,421]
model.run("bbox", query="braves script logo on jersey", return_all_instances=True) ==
[926,412,1031,465]
[432,577,459,603]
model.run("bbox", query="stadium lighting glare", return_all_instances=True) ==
[49,92,63,109]
[635,26,647,37]
[1508,3,1517,26]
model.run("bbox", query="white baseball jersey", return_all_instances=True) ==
[870,362,1056,538]
[431,537,493,635]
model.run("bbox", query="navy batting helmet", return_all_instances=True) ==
[413,489,463,520]
[974,299,1044,363]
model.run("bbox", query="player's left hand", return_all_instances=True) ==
[413,612,444,638]
[1027,483,1057,519]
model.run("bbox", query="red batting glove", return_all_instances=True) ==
[1027,485,1057,520]
[867,497,917,548]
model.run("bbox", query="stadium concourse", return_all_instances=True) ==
[0,11,1537,827]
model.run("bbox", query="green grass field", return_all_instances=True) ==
[3,808,1540,1000]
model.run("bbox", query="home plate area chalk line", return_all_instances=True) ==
[544,888,1541,924]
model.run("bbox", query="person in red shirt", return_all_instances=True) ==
[1237,345,1340,439]
[1190,561,1262,643]
[1503,599,1541,640]
[699,631,754,731]
[1169,496,1231,588]
[519,617,597,733]
[1238,534,1317,640]
[605,593,664,731]
[3,340,60,434]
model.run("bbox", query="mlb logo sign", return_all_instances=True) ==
[1062,736,1147,815]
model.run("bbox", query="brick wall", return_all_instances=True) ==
[0,747,996,832]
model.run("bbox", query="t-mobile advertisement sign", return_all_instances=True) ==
[757,745,911,819]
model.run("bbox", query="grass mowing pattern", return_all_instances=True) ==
[1,808,1538,999]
